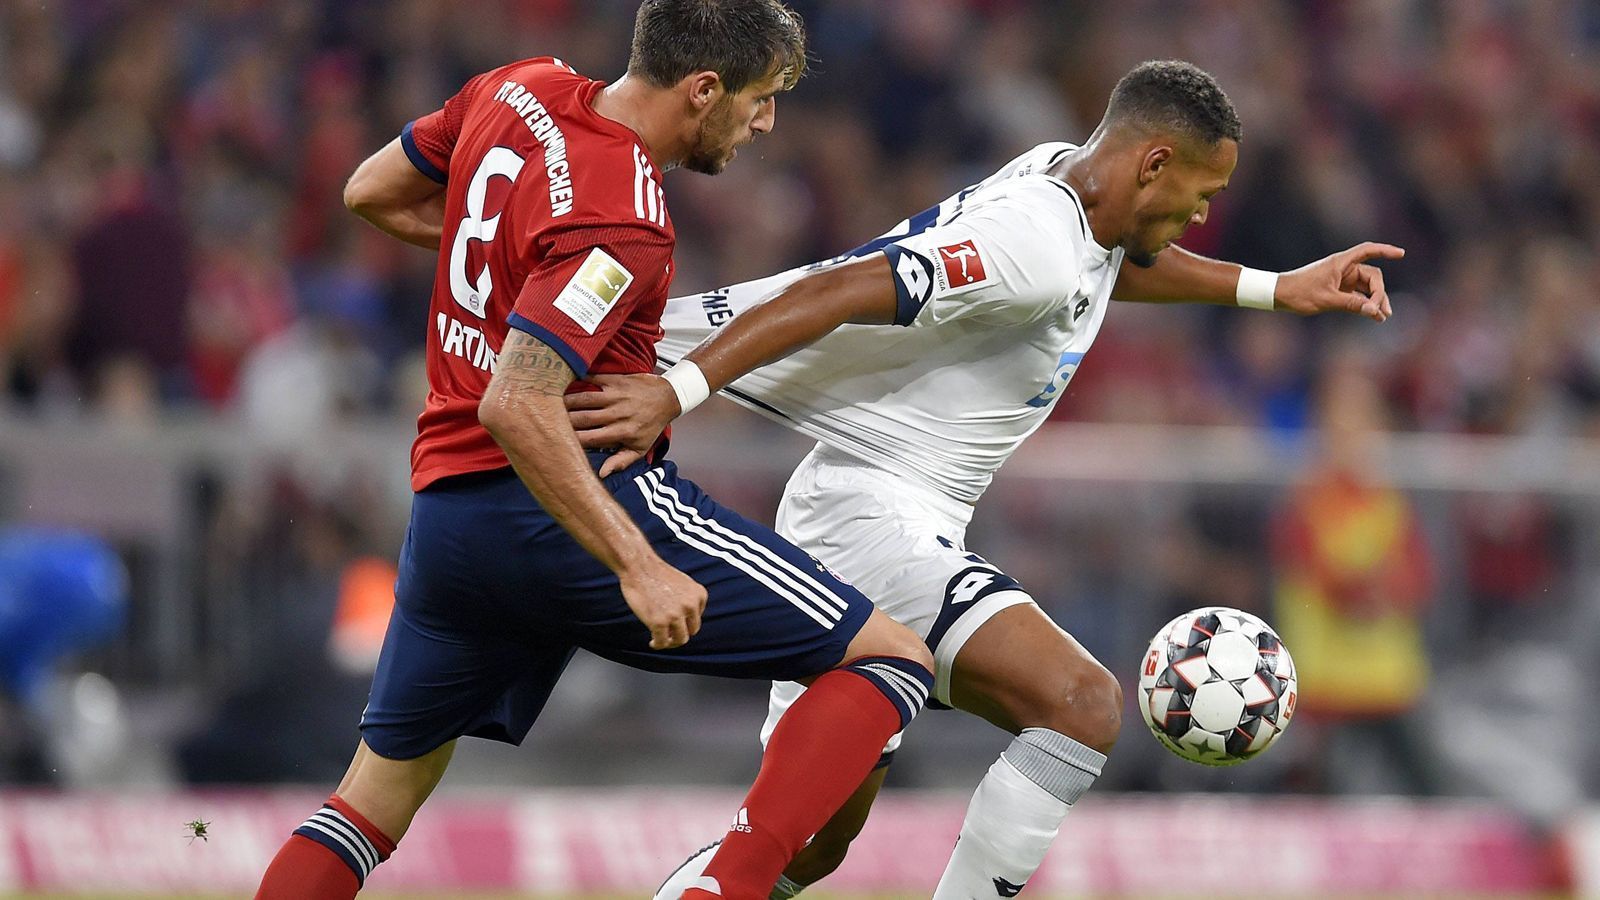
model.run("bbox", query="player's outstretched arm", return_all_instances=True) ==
[567,254,899,473]
[481,330,706,649]
[1112,242,1405,322]
[344,137,448,250]
[680,254,900,383]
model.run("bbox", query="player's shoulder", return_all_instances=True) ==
[483,59,671,236]
[938,175,1092,298]
[492,55,585,88]
[556,135,672,237]
[996,141,1078,178]
[965,173,1089,245]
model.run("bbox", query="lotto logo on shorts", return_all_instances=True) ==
[938,240,988,288]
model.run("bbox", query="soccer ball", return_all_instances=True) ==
[1137,607,1297,766]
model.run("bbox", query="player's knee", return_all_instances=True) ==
[1028,662,1122,755]
[860,618,934,671]
[902,638,934,672]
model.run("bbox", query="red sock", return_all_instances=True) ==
[255,794,397,899]
[255,835,360,899]
[699,661,927,898]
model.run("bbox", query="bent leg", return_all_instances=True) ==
[592,465,934,899]
[694,609,932,899]
[766,664,901,892]
[335,738,456,839]
[255,739,454,899]
[933,602,1119,899]
[652,766,889,900]
[947,602,1121,751]
[782,765,888,886]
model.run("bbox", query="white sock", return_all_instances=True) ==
[932,728,1105,899]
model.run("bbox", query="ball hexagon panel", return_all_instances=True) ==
[1188,679,1246,733]
[1204,630,1261,681]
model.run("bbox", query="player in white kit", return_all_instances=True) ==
[569,61,1401,898]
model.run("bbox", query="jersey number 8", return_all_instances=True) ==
[450,146,526,319]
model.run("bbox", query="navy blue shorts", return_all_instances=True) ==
[359,456,875,760]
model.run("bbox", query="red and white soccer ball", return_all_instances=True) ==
[1138,606,1297,766]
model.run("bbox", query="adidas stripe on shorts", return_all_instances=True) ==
[360,454,874,760]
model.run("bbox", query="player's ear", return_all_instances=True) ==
[683,71,724,114]
[1139,145,1173,186]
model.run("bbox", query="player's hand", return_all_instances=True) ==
[619,556,707,650]
[567,373,679,476]
[1274,242,1405,322]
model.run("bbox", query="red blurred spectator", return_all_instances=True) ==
[1272,345,1438,793]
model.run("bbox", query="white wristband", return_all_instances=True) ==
[661,360,710,415]
[1236,267,1278,310]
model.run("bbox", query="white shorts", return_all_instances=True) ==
[759,444,1035,756]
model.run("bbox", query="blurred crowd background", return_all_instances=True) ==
[1,0,1598,837]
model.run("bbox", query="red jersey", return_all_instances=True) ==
[402,58,675,490]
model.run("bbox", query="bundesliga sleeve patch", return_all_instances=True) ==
[554,248,635,335]
[934,239,996,294]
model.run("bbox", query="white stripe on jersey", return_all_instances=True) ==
[634,470,845,628]
[633,146,648,221]
[632,145,666,226]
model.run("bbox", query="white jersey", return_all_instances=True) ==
[658,142,1125,504]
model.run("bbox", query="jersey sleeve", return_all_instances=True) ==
[880,180,1085,328]
[401,72,493,184]
[507,221,673,378]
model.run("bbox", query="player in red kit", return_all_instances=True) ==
[253,3,934,899]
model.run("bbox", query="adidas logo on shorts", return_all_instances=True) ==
[730,807,753,834]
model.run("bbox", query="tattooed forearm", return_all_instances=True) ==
[494,330,576,396]
[477,328,655,576]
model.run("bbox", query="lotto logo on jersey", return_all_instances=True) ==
[935,239,994,293]
[555,248,635,335]
[888,245,936,309]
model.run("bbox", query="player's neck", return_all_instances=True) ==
[593,74,688,171]
[1049,138,1126,251]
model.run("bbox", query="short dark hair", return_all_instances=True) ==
[1105,60,1242,147]
[628,0,807,96]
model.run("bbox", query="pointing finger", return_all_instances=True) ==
[1345,242,1406,264]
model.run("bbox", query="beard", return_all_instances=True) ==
[1125,249,1159,268]
[682,101,740,175]
[682,145,730,175]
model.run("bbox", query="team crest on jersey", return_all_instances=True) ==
[933,239,996,294]
[555,248,635,335]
